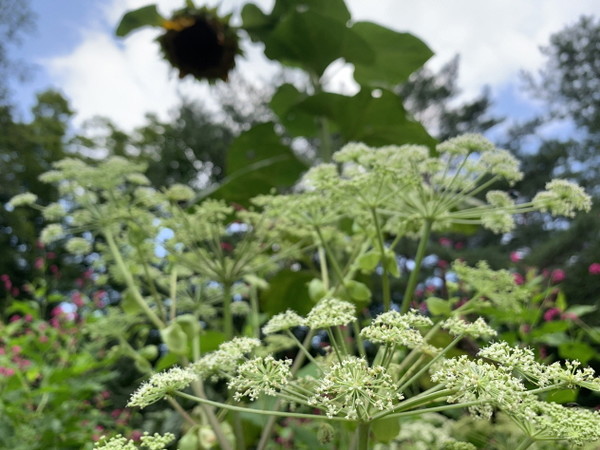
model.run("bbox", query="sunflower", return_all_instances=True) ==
[158,7,240,82]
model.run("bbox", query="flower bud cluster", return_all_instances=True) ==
[127,366,197,409]
[441,317,497,339]
[305,297,356,329]
[94,432,175,450]
[308,356,403,420]
[360,310,432,347]
[228,356,292,401]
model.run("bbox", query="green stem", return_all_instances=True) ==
[134,241,166,321]
[401,219,433,313]
[222,282,233,340]
[372,386,450,420]
[371,207,391,311]
[385,399,487,419]
[397,334,463,392]
[166,396,197,427]
[357,422,370,450]
[249,284,261,339]
[169,268,177,322]
[174,391,347,421]
[515,436,536,450]
[353,320,366,358]
[257,330,317,450]
[190,381,234,450]
[315,227,346,289]
[104,229,165,329]
[318,245,330,291]
[310,71,334,163]
[395,322,443,376]
[232,412,245,450]
[286,330,322,369]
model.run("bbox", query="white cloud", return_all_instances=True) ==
[43,0,598,130]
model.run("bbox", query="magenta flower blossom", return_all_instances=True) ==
[544,308,561,321]
[551,269,566,283]
[589,263,600,275]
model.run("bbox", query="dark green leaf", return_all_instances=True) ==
[426,297,451,316]
[357,251,380,274]
[308,278,326,302]
[296,88,436,147]
[265,10,349,75]
[372,417,400,443]
[160,322,188,355]
[347,22,433,88]
[558,341,596,365]
[261,270,315,315]
[547,389,578,404]
[210,123,306,206]
[383,249,400,278]
[345,279,371,302]
[116,5,165,37]
[270,84,319,136]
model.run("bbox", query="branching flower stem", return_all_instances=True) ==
[401,219,433,313]
[397,334,464,392]
[174,391,348,421]
[371,207,392,311]
[103,228,165,329]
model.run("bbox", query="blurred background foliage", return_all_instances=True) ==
[1,0,600,447]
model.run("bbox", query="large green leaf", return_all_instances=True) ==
[559,341,596,365]
[265,11,350,75]
[347,22,433,87]
[242,0,368,76]
[261,269,315,315]
[116,5,165,37]
[296,88,436,147]
[270,84,320,137]
[210,123,306,205]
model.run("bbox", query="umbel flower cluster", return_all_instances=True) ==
[127,297,600,447]
[9,134,595,449]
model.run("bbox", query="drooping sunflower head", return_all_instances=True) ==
[158,7,240,82]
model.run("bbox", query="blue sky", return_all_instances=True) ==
[7,0,599,137]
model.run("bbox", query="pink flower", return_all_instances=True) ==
[551,269,566,283]
[15,357,31,369]
[39,335,48,343]
[130,431,143,441]
[438,237,452,248]
[589,263,600,275]
[11,287,20,297]
[544,308,561,321]
[9,315,20,323]
[437,259,449,269]
[24,314,32,322]
[510,251,522,263]
[561,312,578,321]
[2,275,12,290]
[71,292,84,307]
[0,367,15,376]
[46,252,56,260]
[11,345,21,354]
[454,242,465,250]
[513,273,524,285]
[34,257,45,270]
